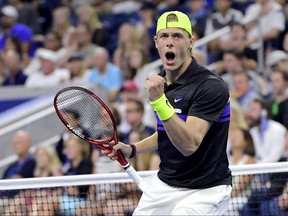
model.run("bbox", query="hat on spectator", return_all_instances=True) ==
[37,48,57,63]
[140,1,155,10]
[120,80,139,92]
[156,11,192,36]
[1,5,18,19]
[68,52,84,62]
[266,50,288,67]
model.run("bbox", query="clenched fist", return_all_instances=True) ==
[144,74,165,102]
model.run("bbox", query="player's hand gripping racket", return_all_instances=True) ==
[54,86,143,190]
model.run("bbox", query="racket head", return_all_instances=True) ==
[54,86,118,147]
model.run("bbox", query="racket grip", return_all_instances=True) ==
[124,165,142,188]
[116,149,129,166]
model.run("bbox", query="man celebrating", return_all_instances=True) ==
[104,11,232,215]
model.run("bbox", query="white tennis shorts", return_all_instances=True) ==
[133,173,232,215]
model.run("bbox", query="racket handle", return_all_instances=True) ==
[116,149,129,166]
[124,164,142,188]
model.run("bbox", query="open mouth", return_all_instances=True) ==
[165,51,175,61]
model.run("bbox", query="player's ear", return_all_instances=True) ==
[154,35,158,48]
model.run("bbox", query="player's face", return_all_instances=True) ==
[154,28,194,72]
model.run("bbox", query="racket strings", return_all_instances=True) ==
[56,89,114,142]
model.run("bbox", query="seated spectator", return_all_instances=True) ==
[2,131,36,180]
[25,49,70,88]
[205,0,243,63]
[183,0,210,39]
[72,23,97,65]
[242,0,285,50]
[136,1,158,61]
[221,50,269,97]
[259,178,288,216]
[113,23,141,78]
[127,48,159,100]
[246,99,287,163]
[51,7,75,47]
[0,130,36,209]
[61,135,93,177]
[123,99,157,171]
[88,47,123,103]
[269,69,288,129]
[230,71,262,114]
[10,0,41,34]
[225,127,255,216]
[25,31,69,75]
[266,50,288,72]
[219,23,258,71]
[1,36,26,66]
[116,80,156,134]
[2,50,27,86]
[0,5,33,58]
[66,52,90,84]
[75,4,107,47]
[33,145,62,177]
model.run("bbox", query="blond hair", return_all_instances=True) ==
[34,146,61,177]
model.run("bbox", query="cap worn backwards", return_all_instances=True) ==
[156,11,192,36]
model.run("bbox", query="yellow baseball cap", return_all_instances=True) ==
[156,11,192,36]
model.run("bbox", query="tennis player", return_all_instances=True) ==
[104,11,232,215]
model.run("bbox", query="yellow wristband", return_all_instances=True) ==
[150,94,175,121]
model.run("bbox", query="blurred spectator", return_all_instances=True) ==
[33,145,62,177]
[246,99,287,163]
[136,1,158,61]
[0,5,33,58]
[230,71,262,114]
[9,0,41,34]
[25,48,70,87]
[88,46,123,103]
[61,135,92,176]
[227,98,249,158]
[269,69,288,129]
[225,127,255,216]
[205,0,243,63]
[123,99,157,171]
[127,47,159,99]
[2,131,36,179]
[183,0,210,38]
[72,23,97,65]
[0,36,25,65]
[113,23,140,78]
[51,6,75,47]
[117,80,156,134]
[66,52,90,83]
[221,50,269,97]
[75,4,107,47]
[266,50,288,72]
[2,50,27,86]
[283,33,288,53]
[259,178,288,216]
[219,22,258,71]
[243,0,285,50]
[25,31,69,75]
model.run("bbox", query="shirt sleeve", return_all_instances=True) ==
[188,78,229,122]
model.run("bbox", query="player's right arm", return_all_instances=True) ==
[103,132,158,160]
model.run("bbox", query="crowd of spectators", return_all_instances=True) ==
[1,0,288,215]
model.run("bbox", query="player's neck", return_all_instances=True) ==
[166,57,192,84]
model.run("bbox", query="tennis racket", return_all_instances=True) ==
[54,86,143,190]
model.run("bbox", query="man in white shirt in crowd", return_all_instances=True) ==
[25,49,69,88]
